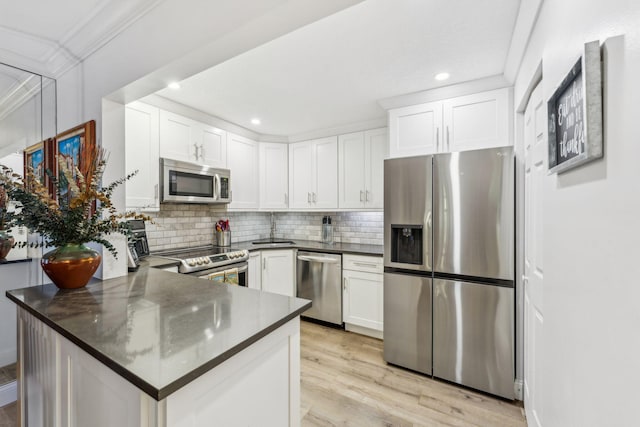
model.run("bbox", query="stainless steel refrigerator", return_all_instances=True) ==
[383,146,515,399]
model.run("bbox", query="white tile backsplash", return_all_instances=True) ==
[146,205,383,251]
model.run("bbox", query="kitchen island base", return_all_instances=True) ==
[17,307,301,427]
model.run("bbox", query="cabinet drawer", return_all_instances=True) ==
[343,254,383,273]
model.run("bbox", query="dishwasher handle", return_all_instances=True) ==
[297,255,340,264]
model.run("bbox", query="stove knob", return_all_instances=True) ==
[230,253,236,259]
[204,258,210,264]
[196,258,203,265]
[188,259,196,267]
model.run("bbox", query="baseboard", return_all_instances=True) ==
[514,378,523,401]
[345,323,383,340]
[0,381,16,407]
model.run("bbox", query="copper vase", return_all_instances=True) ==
[41,244,101,289]
[0,230,14,260]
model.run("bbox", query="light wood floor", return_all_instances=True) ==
[0,322,527,427]
[300,321,526,427]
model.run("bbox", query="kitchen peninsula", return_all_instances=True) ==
[6,267,310,427]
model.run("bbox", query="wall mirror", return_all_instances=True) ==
[0,62,57,389]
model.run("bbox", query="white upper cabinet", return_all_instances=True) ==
[227,133,259,210]
[389,101,442,157]
[442,88,510,152]
[338,128,387,209]
[259,143,288,209]
[289,136,338,210]
[196,123,227,168]
[388,88,511,158]
[125,101,160,211]
[159,110,227,167]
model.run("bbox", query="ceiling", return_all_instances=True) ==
[155,0,522,138]
[0,0,522,140]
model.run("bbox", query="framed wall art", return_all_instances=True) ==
[53,120,96,200]
[547,40,603,174]
[23,141,45,189]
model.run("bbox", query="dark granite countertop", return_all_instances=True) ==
[138,255,180,269]
[231,239,383,256]
[6,268,311,400]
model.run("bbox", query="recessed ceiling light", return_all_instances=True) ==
[251,118,261,125]
[167,82,181,90]
[435,72,450,81]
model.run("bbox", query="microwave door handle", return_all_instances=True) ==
[214,174,220,201]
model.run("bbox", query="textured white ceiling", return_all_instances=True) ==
[156,0,521,137]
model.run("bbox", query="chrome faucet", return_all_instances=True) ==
[270,212,276,240]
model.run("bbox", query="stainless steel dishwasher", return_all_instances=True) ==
[296,251,342,325]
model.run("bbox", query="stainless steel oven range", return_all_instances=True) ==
[154,246,249,286]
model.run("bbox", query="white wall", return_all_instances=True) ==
[514,1,640,425]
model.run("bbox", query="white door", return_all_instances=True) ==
[198,123,227,168]
[262,250,295,297]
[312,136,338,209]
[227,133,259,210]
[125,102,159,210]
[443,88,510,152]
[388,101,442,158]
[364,128,387,208]
[523,83,545,427]
[259,143,288,209]
[343,269,383,331]
[289,141,313,209]
[338,131,366,209]
[159,110,193,162]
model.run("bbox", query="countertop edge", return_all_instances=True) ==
[158,300,311,400]
[0,257,33,266]
[6,287,312,401]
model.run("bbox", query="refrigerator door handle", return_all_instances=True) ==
[446,126,450,150]
[436,127,440,151]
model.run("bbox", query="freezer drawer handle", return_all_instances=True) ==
[297,255,339,264]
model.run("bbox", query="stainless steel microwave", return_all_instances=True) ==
[160,158,231,204]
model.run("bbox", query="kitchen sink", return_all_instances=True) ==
[251,239,296,245]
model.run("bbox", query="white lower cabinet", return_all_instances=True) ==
[261,250,295,297]
[248,251,262,290]
[342,255,383,339]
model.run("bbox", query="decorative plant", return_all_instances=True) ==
[0,185,8,231]
[0,141,150,258]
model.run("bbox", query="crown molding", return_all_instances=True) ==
[0,0,164,79]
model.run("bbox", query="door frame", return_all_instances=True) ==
[513,61,543,401]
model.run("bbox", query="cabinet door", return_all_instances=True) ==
[248,251,262,290]
[442,88,510,152]
[312,136,338,209]
[288,141,313,209]
[125,102,160,211]
[159,110,194,162]
[227,133,259,210]
[389,102,442,158]
[343,270,383,331]
[259,143,288,209]
[338,132,366,209]
[364,128,387,209]
[197,123,227,168]
[261,250,295,297]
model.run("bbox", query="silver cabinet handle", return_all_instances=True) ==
[263,258,267,271]
[200,144,204,160]
[446,126,450,151]
[353,261,378,268]
[313,192,317,203]
[360,190,364,202]
[297,255,340,264]
[307,192,311,203]
[284,193,288,204]
[194,143,199,160]
[365,190,370,202]
[343,277,347,291]
[154,184,158,200]
[436,127,440,151]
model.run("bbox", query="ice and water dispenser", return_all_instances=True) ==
[390,225,423,265]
